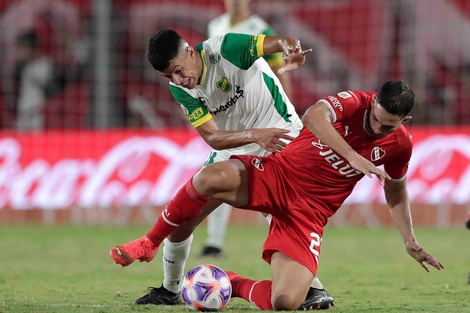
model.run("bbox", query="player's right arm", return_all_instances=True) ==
[195,119,294,152]
[302,101,389,181]
[170,83,294,152]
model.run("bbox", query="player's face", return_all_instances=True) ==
[159,48,199,89]
[225,0,250,16]
[364,99,408,138]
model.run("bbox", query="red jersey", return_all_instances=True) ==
[270,90,412,216]
[232,90,412,274]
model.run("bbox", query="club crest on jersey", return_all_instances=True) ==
[216,77,232,92]
[371,146,386,161]
[251,158,264,171]
[209,53,221,64]
[211,85,245,115]
[338,91,352,99]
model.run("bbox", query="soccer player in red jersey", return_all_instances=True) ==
[110,80,444,310]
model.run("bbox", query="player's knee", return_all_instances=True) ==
[271,291,304,311]
[195,164,229,193]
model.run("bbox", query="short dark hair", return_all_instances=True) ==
[147,29,186,71]
[377,81,415,117]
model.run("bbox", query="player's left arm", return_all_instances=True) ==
[384,178,444,272]
[196,118,294,151]
[271,62,293,98]
[262,42,293,98]
[221,33,311,75]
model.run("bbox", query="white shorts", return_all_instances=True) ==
[202,143,271,168]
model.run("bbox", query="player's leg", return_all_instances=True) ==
[110,177,211,267]
[271,252,314,310]
[136,151,246,305]
[135,199,224,305]
[227,252,312,310]
[302,277,335,310]
[199,150,233,257]
[110,159,249,266]
[201,202,232,257]
[160,200,224,295]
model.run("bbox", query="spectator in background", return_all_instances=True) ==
[207,0,292,98]
[5,8,92,131]
[202,0,294,258]
[13,30,57,130]
[393,0,470,125]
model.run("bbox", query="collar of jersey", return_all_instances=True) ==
[195,45,207,87]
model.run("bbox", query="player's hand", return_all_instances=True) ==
[277,39,312,74]
[405,241,445,272]
[348,153,390,184]
[251,128,295,153]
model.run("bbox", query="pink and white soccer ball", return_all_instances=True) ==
[181,264,232,311]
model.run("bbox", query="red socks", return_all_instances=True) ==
[146,179,209,246]
[232,275,273,310]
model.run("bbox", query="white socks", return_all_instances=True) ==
[206,202,232,248]
[161,211,325,294]
[162,234,193,293]
[310,275,324,289]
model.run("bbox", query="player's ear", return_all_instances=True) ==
[186,46,194,56]
[402,115,412,124]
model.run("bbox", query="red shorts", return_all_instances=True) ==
[231,155,329,275]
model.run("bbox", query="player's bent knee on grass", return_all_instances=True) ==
[272,293,306,311]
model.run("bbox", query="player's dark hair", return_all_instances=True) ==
[147,29,186,71]
[377,81,415,117]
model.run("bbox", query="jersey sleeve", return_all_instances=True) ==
[259,28,284,68]
[220,33,266,70]
[170,84,212,127]
[318,90,362,123]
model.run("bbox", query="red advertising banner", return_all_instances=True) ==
[0,129,211,211]
[345,127,470,205]
[0,127,468,226]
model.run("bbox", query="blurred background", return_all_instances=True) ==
[0,0,468,227]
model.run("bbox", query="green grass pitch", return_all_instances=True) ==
[0,223,468,312]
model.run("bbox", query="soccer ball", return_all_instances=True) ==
[181,264,232,311]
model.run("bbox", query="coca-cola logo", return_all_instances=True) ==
[0,135,211,210]
[1,131,469,212]
[407,134,470,204]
